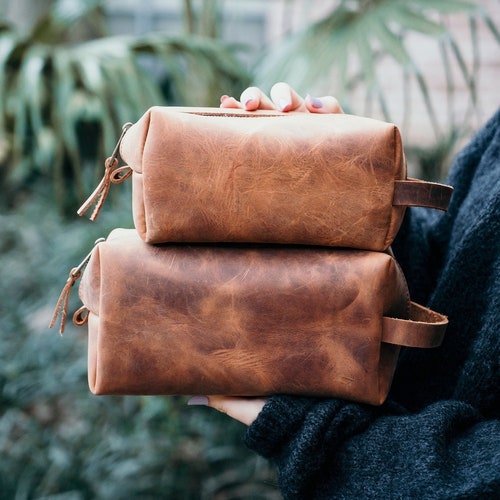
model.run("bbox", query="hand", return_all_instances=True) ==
[220,81,343,114]
[188,396,266,426]
[190,83,343,427]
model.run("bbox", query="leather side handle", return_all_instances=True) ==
[382,302,448,348]
[393,178,453,211]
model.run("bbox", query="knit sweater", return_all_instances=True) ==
[244,109,500,499]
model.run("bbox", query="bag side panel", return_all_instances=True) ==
[384,125,408,249]
[132,172,147,241]
[119,108,152,174]
[375,253,411,403]
[78,245,103,394]
[87,312,100,394]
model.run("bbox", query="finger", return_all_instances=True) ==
[270,82,307,112]
[304,94,344,114]
[220,94,243,109]
[208,396,266,426]
[188,395,266,426]
[240,87,276,111]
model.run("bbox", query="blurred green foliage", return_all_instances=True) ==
[0,188,280,499]
[0,0,250,212]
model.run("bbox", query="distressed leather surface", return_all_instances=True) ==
[120,107,407,251]
[79,228,411,405]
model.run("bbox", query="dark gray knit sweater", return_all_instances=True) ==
[245,109,500,499]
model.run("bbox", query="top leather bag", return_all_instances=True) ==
[79,107,453,251]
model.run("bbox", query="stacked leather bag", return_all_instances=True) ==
[51,107,452,405]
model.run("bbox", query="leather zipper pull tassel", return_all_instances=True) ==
[49,267,82,335]
[77,122,133,221]
[49,238,105,334]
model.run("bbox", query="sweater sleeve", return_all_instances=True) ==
[244,107,500,499]
[245,395,500,499]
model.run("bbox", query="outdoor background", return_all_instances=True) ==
[1,1,499,498]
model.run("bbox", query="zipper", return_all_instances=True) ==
[77,122,133,221]
[49,237,105,334]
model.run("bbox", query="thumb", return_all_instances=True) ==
[188,395,266,426]
[304,94,344,114]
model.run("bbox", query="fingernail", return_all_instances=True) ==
[278,98,291,112]
[187,396,209,406]
[220,95,229,103]
[307,94,323,109]
[244,98,256,109]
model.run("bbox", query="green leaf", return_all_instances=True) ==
[411,0,478,13]
[389,5,446,36]
[52,0,103,24]
[438,35,456,127]
[355,27,377,86]
[371,21,412,66]
[73,51,122,153]
[0,35,18,132]
[52,49,86,199]
[29,0,104,44]
[478,6,500,45]
[20,47,47,137]
[446,32,474,96]
[410,60,441,138]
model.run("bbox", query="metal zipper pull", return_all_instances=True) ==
[49,238,105,335]
[77,122,133,221]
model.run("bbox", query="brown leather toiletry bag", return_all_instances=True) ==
[79,107,453,251]
[60,228,447,405]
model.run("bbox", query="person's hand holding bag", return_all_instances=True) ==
[219,81,343,114]
[186,82,500,500]
[187,82,344,426]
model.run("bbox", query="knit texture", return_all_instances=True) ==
[244,109,500,499]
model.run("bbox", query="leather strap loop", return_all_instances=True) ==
[382,302,448,348]
[73,305,90,327]
[393,178,453,211]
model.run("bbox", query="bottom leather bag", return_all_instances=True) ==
[68,228,447,405]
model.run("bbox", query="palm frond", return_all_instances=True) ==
[0,35,17,132]
[0,5,250,211]
[254,0,487,142]
[479,7,500,45]
[29,0,104,43]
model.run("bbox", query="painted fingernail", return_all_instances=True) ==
[307,94,323,109]
[244,98,256,109]
[188,396,209,406]
[278,98,292,112]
